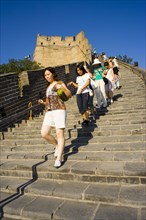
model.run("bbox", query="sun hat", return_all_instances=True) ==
[92,58,101,65]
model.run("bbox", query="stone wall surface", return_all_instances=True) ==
[0,63,146,219]
[33,31,92,67]
[0,63,78,131]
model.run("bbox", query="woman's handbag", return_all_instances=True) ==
[57,88,69,102]
[103,77,109,85]
[90,78,98,90]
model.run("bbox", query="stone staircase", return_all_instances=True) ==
[0,65,146,220]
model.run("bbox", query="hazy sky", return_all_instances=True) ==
[0,0,145,68]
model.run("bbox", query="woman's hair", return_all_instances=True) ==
[76,63,86,76]
[43,67,58,81]
[104,61,109,67]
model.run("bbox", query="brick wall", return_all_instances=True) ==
[0,72,20,119]
[0,63,78,131]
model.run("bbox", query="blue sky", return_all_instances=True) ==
[0,0,145,69]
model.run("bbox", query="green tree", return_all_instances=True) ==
[117,54,133,64]
[0,59,43,74]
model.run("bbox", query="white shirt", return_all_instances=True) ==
[106,68,114,82]
[76,73,90,94]
[113,58,119,68]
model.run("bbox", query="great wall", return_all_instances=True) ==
[33,31,92,67]
[0,31,146,220]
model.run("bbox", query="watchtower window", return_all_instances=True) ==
[68,43,71,46]
[53,42,55,45]
[41,42,43,45]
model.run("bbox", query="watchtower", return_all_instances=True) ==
[33,31,92,67]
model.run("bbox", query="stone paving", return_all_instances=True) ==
[0,65,146,219]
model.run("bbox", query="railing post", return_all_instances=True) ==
[28,102,33,121]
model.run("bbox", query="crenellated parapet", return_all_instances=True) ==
[33,31,92,67]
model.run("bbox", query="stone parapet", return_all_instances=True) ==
[33,31,92,67]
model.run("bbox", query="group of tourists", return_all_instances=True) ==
[68,53,122,123]
[38,52,122,168]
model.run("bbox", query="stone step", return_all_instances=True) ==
[1,141,145,152]
[103,109,146,115]
[107,106,146,113]
[0,65,146,219]
[5,126,144,137]
[24,116,146,126]
[117,93,145,97]
[17,113,146,124]
[1,159,146,184]
[34,106,146,115]
[3,126,146,139]
[34,105,146,117]
[7,124,146,139]
[30,103,146,116]
[6,108,145,131]
[113,92,145,97]
[1,134,145,146]
[1,191,144,220]
[1,149,145,163]
[118,85,145,89]
[6,117,146,132]
[1,177,145,208]
[26,118,146,127]
[10,122,146,132]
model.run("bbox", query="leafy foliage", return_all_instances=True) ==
[0,59,44,74]
[117,54,133,64]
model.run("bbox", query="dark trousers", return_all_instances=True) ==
[76,92,89,115]
[88,87,94,109]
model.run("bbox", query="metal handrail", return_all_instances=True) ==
[28,102,33,121]
[0,103,40,131]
